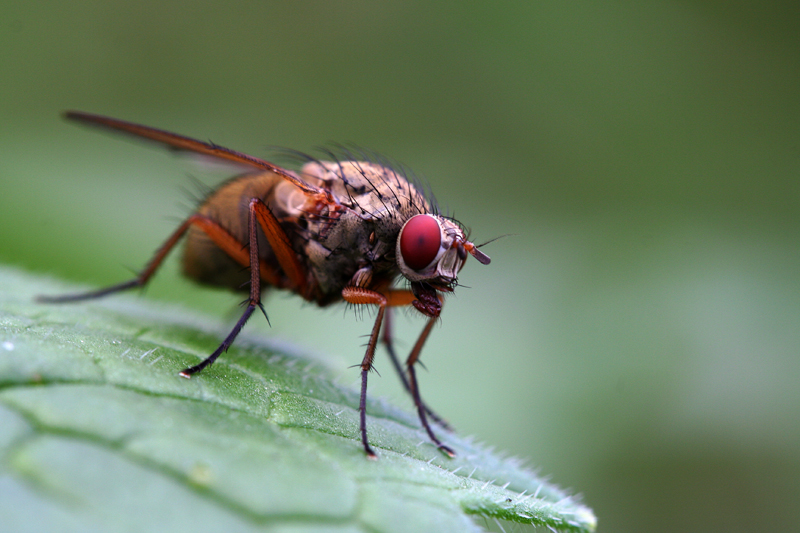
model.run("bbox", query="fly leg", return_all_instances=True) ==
[37,216,195,303]
[39,195,303,379]
[341,286,389,459]
[343,287,454,458]
[405,315,455,457]
[38,205,290,376]
[381,307,453,432]
[181,198,307,376]
[37,213,282,302]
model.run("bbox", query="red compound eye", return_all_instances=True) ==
[400,215,442,271]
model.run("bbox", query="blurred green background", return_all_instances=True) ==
[2,2,798,531]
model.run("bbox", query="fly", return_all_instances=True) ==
[39,111,491,458]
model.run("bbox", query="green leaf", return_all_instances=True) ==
[0,266,596,533]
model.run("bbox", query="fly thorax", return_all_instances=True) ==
[317,209,371,260]
[301,160,430,219]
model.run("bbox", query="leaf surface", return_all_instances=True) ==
[0,267,596,533]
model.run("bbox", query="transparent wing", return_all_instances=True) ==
[64,111,322,194]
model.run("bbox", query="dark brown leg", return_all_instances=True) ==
[406,316,455,457]
[179,304,258,376]
[342,286,390,459]
[381,308,453,431]
[37,216,196,303]
[180,198,300,376]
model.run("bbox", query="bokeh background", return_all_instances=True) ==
[2,2,798,531]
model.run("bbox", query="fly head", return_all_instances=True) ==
[396,214,491,298]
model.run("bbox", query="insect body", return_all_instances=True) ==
[40,112,491,458]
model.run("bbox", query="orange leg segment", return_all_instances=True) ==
[250,199,306,292]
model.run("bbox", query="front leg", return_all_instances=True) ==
[405,282,454,456]
[341,286,388,459]
[405,315,455,457]
[381,307,453,431]
[343,284,454,458]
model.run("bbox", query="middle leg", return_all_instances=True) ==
[381,307,452,431]
[404,315,455,457]
[182,197,306,376]
[180,199,271,376]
